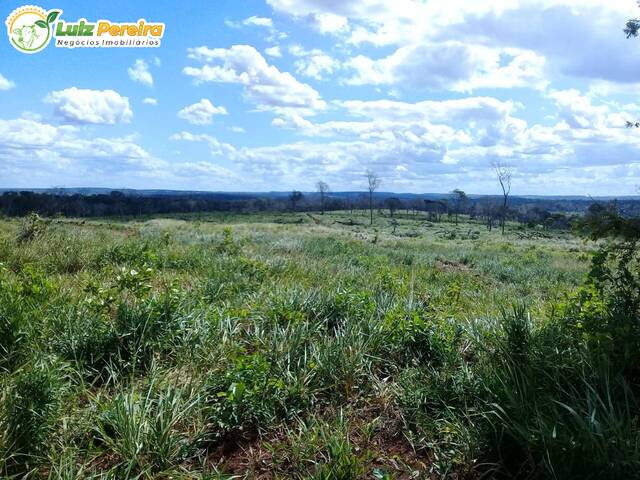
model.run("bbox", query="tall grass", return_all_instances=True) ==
[1,212,631,478]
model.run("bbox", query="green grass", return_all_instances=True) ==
[2,210,634,479]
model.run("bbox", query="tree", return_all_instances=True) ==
[492,161,513,234]
[625,13,640,39]
[424,199,446,222]
[625,10,640,128]
[365,170,381,225]
[289,190,304,212]
[316,181,330,215]
[479,197,499,231]
[410,199,423,216]
[384,197,402,218]
[451,189,468,226]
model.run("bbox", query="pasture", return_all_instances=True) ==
[2,211,626,479]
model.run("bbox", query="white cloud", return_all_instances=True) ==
[245,87,640,193]
[178,98,228,125]
[0,117,165,188]
[340,97,516,123]
[170,131,237,157]
[128,59,154,87]
[0,73,15,90]
[45,88,133,125]
[548,89,608,129]
[143,97,158,105]
[243,16,273,28]
[226,15,286,43]
[183,45,326,114]
[345,43,547,92]
[265,45,282,57]
[313,13,349,34]
[289,45,338,80]
[226,16,274,29]
[268,0,640,91]
[0,118,65,148]
[6,0,640,194]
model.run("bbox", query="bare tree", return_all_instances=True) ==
[365,169,381,225]
[492,161,513,234]
[479,197,499,231]
[316,181,330,215]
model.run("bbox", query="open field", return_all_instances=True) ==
[0,211,629,479]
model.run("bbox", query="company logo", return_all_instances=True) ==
[5,5,59,53]
[6,5,164,53]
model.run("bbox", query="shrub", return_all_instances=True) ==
[215,227,242,255]
[205,352,306,433]
[98,240,158,269]
[16,213,49,244]
[380,307,459,368]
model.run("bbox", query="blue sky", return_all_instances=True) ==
[2,0,640,195]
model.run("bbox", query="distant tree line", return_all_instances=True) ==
[2,188,636,232]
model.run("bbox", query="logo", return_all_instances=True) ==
[6,5,164,53]
[6,5,59,53]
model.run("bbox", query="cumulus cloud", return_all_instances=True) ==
[345,43,547,92]
[226,15,287,42]
[243,16,273,28]
[0,73,15,90]
[265,46,282,57]
[8,1,640,194]
[235,88,640,193]
[0,118,66,148]
[183,45,326,114]
[548,89,609,129]
[178,98,228,125]
[289,45,338,80]
[267,0,640,91]
[0,117,166,188]
[266,0,512,46]
[170,131,237,157]
[447,3,640,86]
[271,96,520,157]
[312,13,349,34]
[341,97,516,124]
[45,88,133,125]
[227,16,274,29]
[128,59,154,87]
[143,97,158,105]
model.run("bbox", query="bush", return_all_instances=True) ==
[205,352,307,433]
[379,306,459,368]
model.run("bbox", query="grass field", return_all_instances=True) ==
[0,211,622,479]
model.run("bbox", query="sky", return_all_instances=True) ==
[1,0,640,195]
